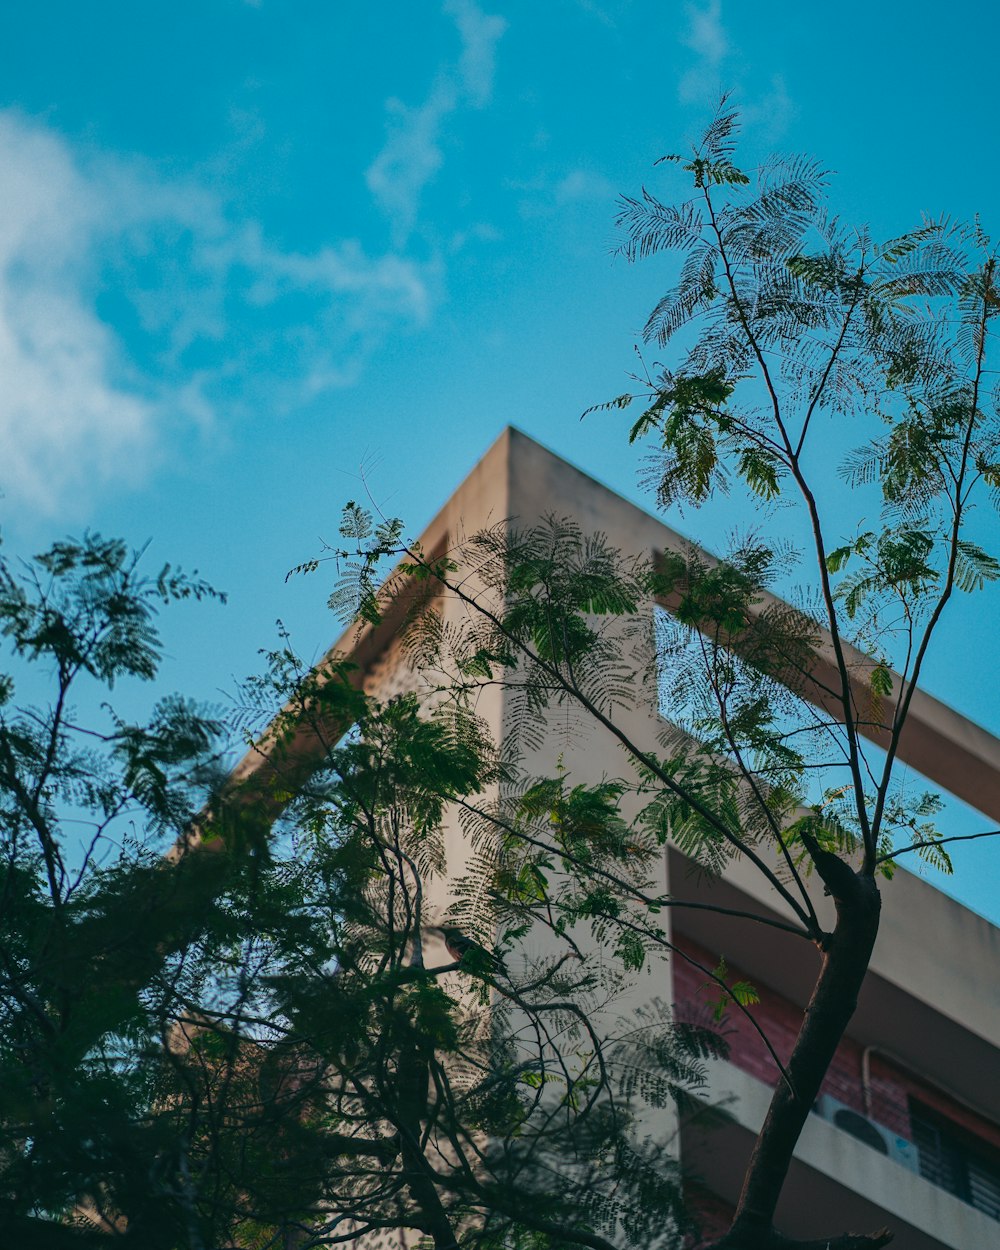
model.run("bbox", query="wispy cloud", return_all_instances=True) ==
[365,81,457,245]
[0,112,430,518]
[554,169,616,206]
[505,165,615,221]
[366,0,506,243]
[570,0,620,30]
[742,74,796,143]
[678,0,728,105]
[444,0,507,108]
[676,6,794,141]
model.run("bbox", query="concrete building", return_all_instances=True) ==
[238,428,1000,1249]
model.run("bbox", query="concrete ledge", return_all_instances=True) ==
[688,1060,997,1250]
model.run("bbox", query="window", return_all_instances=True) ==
[910,1101,1000,1221]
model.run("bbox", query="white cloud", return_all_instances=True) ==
[0,112,430,518]
[365,81,457,245]
[678,0,728,105]
[505,166,615,221]
[365,0,506,242]
[570,0,619,29]
[554,169,616,205]
[448,221,502,253]
[683,0,728,63]
[0,115,154,515]
[676,5,795,137]
[444,0,507,108]
[742,74,796,142]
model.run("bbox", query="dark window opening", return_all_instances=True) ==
[910,1100,1000,1221]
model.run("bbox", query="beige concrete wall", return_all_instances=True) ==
[297,423,1000,1090]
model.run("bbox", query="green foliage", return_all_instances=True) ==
[0,539,715,1250]
[286,500,408,627]
[0,539,244,1248]
[595,102,1000,899]
[703,958,760,1024]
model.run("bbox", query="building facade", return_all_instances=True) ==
[238,428,1000,1249]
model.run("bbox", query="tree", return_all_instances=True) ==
[314,104,1000,1249]
[0,535,720,1249]
[0,534,236,1247]
[7,103,998,1250]
[604,103,1000,1248]
[222,642,724,1250]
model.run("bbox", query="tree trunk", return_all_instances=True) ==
[710,851,887,1250]
[396,1040,461,1250]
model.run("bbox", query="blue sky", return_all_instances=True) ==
[2,1,999,917]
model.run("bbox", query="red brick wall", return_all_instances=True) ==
[671,933,1000,1151]
[867,1053,1000,1149]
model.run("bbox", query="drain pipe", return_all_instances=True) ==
[861,1045,875,1117]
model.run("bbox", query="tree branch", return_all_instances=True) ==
[874,827,1000,866]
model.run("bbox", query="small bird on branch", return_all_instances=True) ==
[432,926,506,975]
